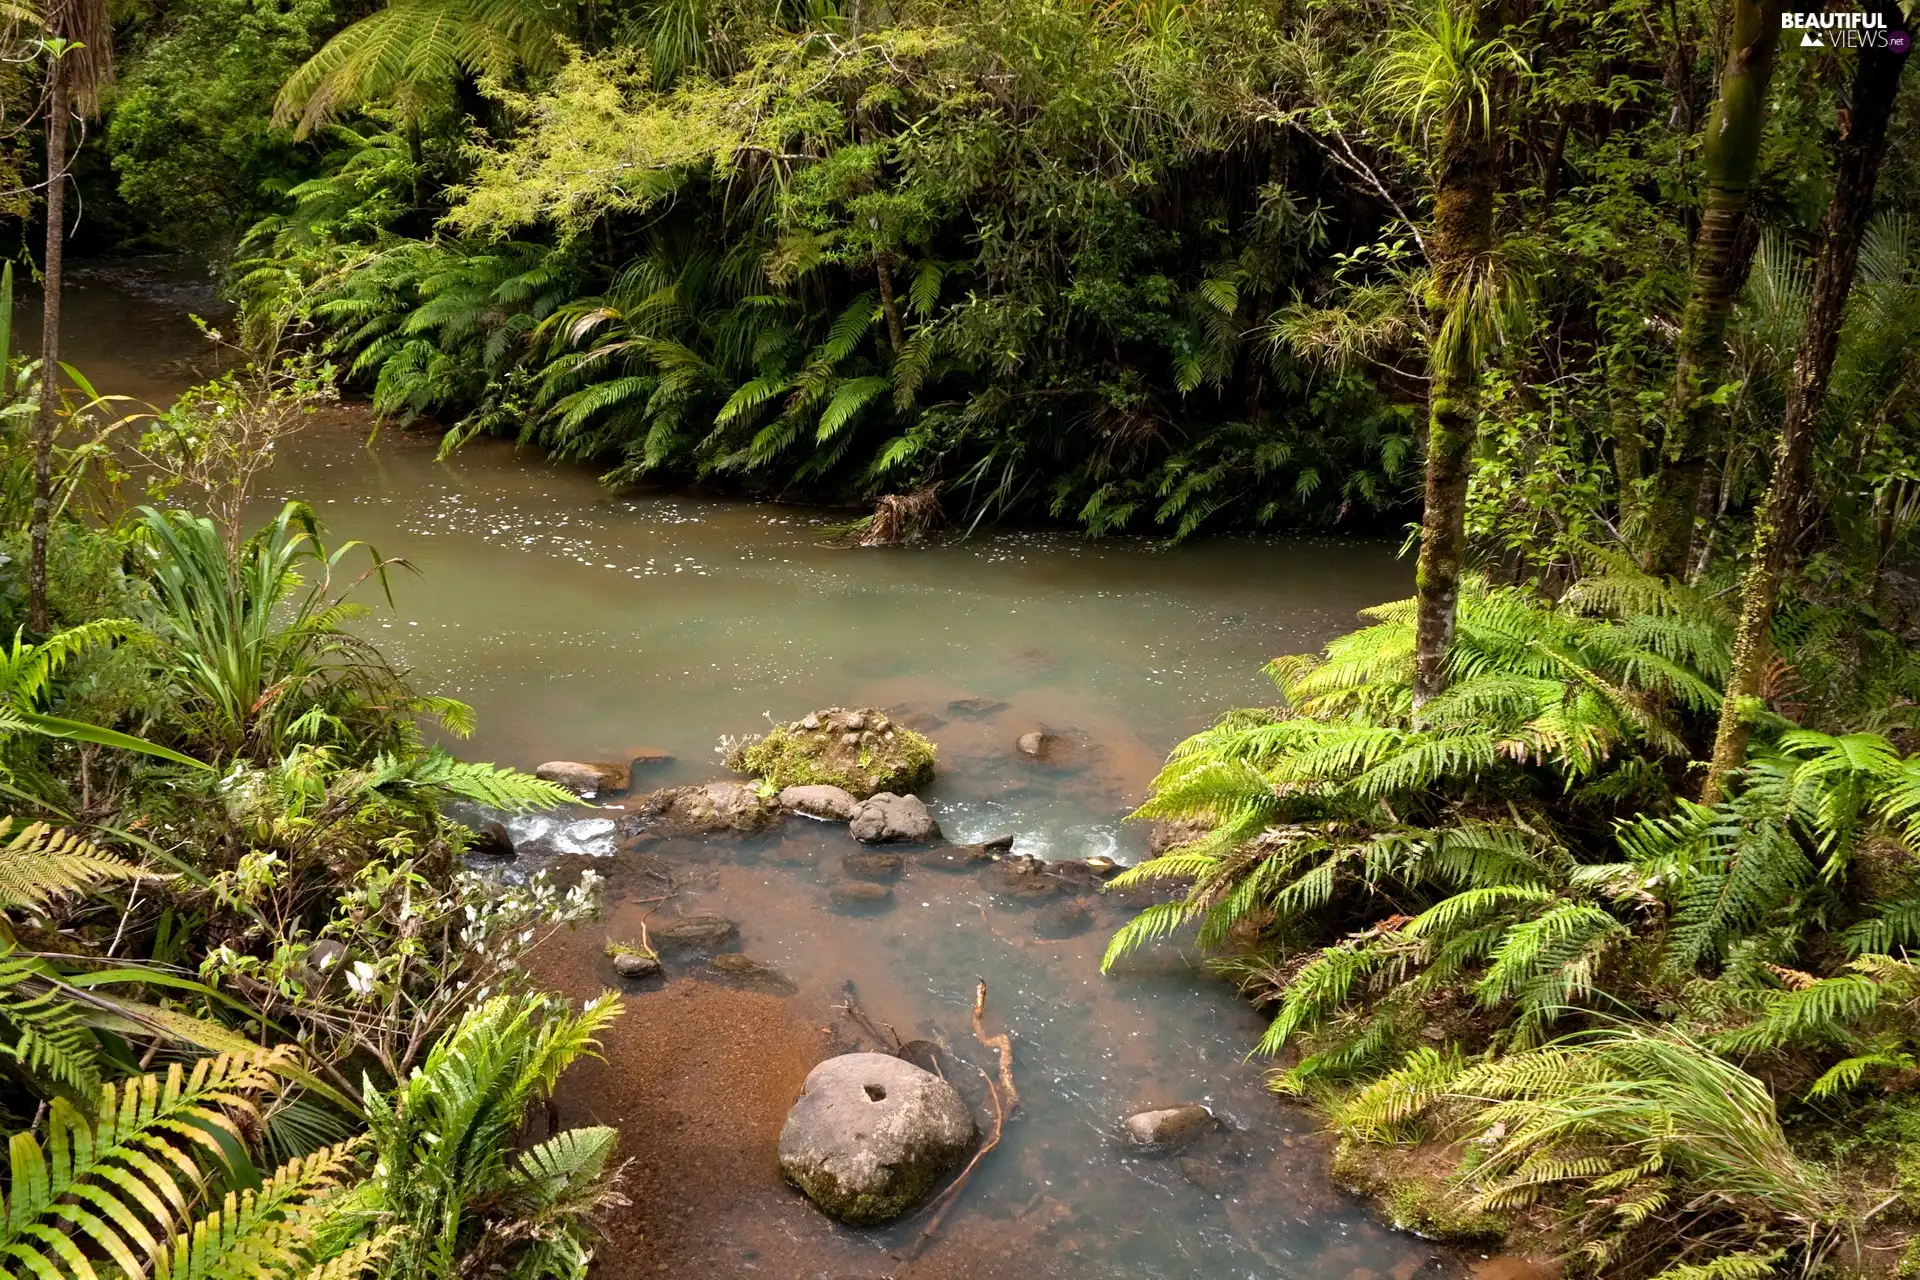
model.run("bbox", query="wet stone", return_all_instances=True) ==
[706,953,797,996]
[648,914,739,952]
[916,844,999,872]
[535,759,631,796]
[778,1052,977,1225]
[1123,1105,1216,1151]
[947,696,1008,717]
[982,857,1059,900]
[841,852,905,881]
[1033,899,1093,939]
[612,950,662,980]
[779,783,859,822]
[1016,731,1054,759]
[850,792,940,844]
[830,880,895,910]
[467,819,515,859]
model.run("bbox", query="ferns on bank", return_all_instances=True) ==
[1108,573,1920,1095]
[1336,1029,1838,1272]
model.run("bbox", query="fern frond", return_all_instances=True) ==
[0,818,148,912]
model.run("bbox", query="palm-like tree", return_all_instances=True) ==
[1372,0,1525,705]
[25,0,111,635]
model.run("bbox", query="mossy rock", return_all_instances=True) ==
[726,708,936,798]
[1330,1137,1510,1245]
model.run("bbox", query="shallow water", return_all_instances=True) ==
[44,263,1469,1279]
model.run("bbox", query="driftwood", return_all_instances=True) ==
[904,978,1016,1261]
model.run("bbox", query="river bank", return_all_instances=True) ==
[39,262,1525,1278]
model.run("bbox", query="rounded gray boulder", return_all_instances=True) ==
[849,792,940,844]
[778,1052,976,1225]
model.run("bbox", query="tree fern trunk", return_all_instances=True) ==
[1413,76,1497,707]
[27,59,66,636]
[1704,4,1907,801]
[1642,0,1781,580]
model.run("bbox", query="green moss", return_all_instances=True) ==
[605,938,658,962]
[1330,1138,1510,1246]
[726,707,936,798]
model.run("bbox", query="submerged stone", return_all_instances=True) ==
[727,707,936,798]
[1123,1105,1215,1151]
[707,953,797,995]
[648,914,739,952]
[1034,899,1093,939]
[778,1052,976,1225]
[830,880,895,909]
[841,851,905,881]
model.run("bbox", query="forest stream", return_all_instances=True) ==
[49,261,1523,1280]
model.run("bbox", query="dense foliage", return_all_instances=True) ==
[0,242,622,1277]
[0,0,1915,1275]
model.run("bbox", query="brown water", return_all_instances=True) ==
[46,262,1471,1279]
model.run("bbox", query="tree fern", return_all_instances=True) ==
[275,0,571,136]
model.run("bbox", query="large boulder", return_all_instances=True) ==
[728,708,936,798]
[779,1053,976,1224]
[779,783,860,822]
[850,793,940,844]
[535,760,630,796]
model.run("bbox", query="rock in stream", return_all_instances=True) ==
[779,1052,976,1225]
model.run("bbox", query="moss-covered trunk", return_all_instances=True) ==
[1704,5,1908,800]
[1412,74,1498,707]
[27,61,66,636]
[1641,0,1781,580]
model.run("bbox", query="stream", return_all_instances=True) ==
[44,261,1479,1280]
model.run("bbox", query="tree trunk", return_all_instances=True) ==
[26,59,66,636]
[1412,90,1498,707]
[1642,0,1781,579]
[1702,3,1906,801]
[873,252,906,355]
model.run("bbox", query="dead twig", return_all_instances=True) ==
[834,981,904,1052]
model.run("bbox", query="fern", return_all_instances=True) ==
[0,946,104,1098]
[0,818,147,912]
[359,749,576,813]
[0,1049,295,1279]
[1644,1250,1785,1280]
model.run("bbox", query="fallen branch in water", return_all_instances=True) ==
[834,981,903,1053]
[972,976,1017,1107]
[904,978,1017,1262]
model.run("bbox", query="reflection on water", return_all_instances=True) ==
[49,262,1454,1278]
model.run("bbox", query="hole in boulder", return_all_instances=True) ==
[863,1083,887,1102]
